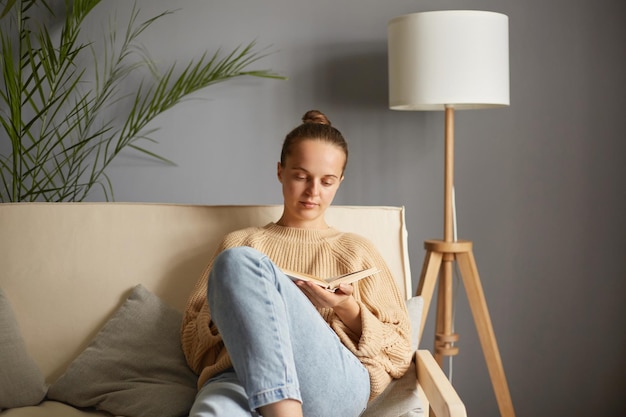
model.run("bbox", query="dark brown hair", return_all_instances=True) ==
[279,110,348,173]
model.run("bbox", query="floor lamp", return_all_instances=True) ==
[388,10,515,417]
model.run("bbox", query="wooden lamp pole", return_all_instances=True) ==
[415,106,516,417]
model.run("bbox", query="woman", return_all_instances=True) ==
[181,110,412,417]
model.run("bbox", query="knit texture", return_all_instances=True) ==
[180,223,412,400]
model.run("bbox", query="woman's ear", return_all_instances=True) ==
[277,162,283,183]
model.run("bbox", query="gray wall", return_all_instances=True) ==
[84,0,625,415]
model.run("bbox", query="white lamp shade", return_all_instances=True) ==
[388,10,510,110]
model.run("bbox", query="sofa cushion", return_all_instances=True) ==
[362,362,422,417]
[0,288,47,410]
[406,295,423,351]
[0,400,111,417]
[47,285,197,417]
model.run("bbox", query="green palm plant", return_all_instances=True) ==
[0,0,283,201]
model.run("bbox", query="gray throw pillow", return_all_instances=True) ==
[0,288,47,410]
[47,284,198,417]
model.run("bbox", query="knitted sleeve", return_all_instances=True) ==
[179,242,225,376]
[179,229,254,379]
[328,234,413,399]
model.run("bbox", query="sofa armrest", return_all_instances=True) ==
[416,350,467,417]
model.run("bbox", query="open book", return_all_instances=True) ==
[282,267,380,292]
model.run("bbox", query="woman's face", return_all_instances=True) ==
[277,139,345,229]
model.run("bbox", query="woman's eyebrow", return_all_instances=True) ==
[291,166,339,179]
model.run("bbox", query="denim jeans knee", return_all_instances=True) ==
[205,245,370,416]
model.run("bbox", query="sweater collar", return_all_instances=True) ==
[264,222,341,242]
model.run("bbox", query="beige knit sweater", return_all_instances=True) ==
[180,222,412,400]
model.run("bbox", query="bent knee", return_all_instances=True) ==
[209,246,264,290]
[212,246,262,270]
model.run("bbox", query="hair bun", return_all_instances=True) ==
[302,110,331,126]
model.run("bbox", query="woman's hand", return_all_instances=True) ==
[295,280,353,309]
[296,281,362,336]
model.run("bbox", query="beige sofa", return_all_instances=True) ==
[0,203,465,417]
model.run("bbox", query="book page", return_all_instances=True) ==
[282,267,380,291]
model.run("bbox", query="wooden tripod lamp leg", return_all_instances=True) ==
[456,250,516,417]
[416,249,443,342]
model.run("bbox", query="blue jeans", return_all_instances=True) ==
[189,246,370,417]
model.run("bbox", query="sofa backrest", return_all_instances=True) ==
[0,203,412,382]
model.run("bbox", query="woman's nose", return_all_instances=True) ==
[306,180,320,196]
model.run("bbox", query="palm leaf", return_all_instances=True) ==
[0,0,285,202]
